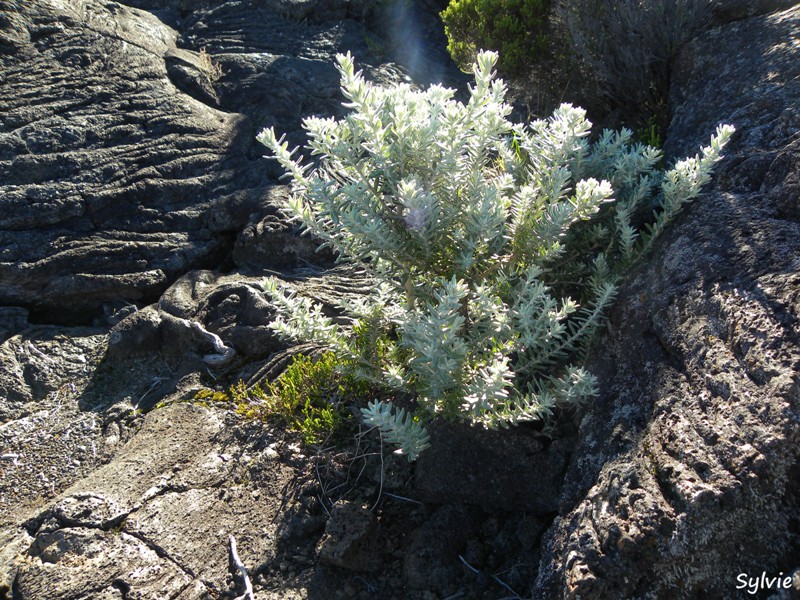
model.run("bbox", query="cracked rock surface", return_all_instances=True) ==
[10,402,300,599]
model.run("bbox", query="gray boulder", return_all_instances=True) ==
[534,5,800,598]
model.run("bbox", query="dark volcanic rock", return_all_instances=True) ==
[403,504,481,595]
[0,0,409,325]
[414,420,572,514]
[0,307,28,344]
[0,1,240,323]
[710,0,798,24]
[534,5,800,599]
[316,501,381,572]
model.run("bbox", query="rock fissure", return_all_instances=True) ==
[110,578,130,600]
[120,528,198,580]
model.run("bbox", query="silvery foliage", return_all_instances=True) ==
[257,51,733,459]
[361,400,431,461]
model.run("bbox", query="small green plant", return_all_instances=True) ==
[636,114,665,149]
[193,388,229,403]
[258,353,367,445]
[194,353,370,446]
[441,0,551,73]
[257,51,733,459]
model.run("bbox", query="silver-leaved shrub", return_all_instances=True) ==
[257,51,733,460]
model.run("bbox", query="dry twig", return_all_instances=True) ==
[229,534,255,600]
